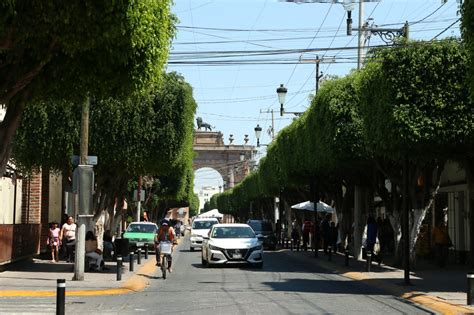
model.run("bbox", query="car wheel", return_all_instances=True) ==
[254,262,263,268]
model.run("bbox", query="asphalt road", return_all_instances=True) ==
[0,236,434,314]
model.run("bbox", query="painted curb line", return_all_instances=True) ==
[282,249,474,315]
[0,236,185,297]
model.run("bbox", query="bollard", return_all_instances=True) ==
[137,248,142,265]
[328,246,332,261]
[129,252,134,272]
[116,256,122,281]
[345,249,349,267]
[145,246,149,259]
[366,251,372,272]
[56,279,65,315]
[468,272,474,305]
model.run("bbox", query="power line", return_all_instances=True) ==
[431,18,461,40]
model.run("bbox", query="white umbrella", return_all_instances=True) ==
[291,201,335,213]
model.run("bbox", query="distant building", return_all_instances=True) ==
[195,186,220,213]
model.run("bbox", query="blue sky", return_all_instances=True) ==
[167,0,462,189]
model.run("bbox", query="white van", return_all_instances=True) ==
[190,218,219,251]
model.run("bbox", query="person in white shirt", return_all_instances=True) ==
[60,216,77,262]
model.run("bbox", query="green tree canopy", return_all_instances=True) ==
[0,0,176,175]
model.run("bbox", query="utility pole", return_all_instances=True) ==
[259,109,276,140]
[357,0,365,70]
[299,55,334,93]
[137,176,142,222]
[74,97,90,281]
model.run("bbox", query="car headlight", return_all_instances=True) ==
[252,244,263,251]
[209,245,224,251]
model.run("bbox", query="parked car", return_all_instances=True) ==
[247,219,277,250]
[201,223,263,268]
[190,218,219,251]
[123,222,158,252]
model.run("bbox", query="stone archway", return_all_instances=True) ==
[193,131,256,190]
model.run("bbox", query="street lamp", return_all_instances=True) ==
[229,134,234,145]
[277,84,287,117]
[342,0,356,36]
[254,124,262,147]
[244,134,249,145]
[277,84,303,117]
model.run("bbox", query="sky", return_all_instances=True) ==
[166,0,463,190]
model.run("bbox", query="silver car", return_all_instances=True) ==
[201,223,263,268]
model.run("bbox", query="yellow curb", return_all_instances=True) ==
[340,268,473,315]
[0,236,185,297]
[284,250,474,314]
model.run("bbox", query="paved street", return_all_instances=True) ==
[0,236,434,314]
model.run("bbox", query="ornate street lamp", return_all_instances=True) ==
[277,84,287,117]
[277,84,303,116]
[254,124,262,147]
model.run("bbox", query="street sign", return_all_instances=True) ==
[133,189,145,202]
[71,155,98,166]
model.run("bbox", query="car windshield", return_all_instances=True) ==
[248,221,273,232]
[192,221,217,229]
[126,224,156,233]
[211,226,256,239]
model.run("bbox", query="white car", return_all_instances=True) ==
[190,218,219,251]
[201,223,264,268]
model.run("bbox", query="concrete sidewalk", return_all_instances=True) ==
[283,247,474,315]
[0,251,157,297]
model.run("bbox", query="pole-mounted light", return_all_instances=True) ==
[277,84,288,116]
[254,124,262,147]
[342,0,356,36]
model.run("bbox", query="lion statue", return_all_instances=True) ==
[196,117,213,131]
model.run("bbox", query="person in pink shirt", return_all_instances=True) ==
[48,222,60,262]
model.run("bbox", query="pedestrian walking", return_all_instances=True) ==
[366,216,377,254]
[47,222,60,262]
[291,227,300,251]
[59,216,76,262]
[432,221,452,267]
[302,220,313,251]
[321,214,331,254]
[329,222,338,253]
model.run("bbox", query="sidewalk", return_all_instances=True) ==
[0,251,157,297]
[282,247,474,315]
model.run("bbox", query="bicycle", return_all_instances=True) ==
[158,241,172,279]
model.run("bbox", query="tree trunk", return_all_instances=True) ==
[408,165,443,264]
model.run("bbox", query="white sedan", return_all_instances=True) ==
[201,223,263,268]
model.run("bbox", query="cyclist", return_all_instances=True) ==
[155,219,177,273]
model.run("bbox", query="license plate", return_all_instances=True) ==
[232,254,242,259]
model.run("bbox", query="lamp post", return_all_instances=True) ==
[254,124,263,147]
[277,84,304,117]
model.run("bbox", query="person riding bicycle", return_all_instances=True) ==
[155,219,177,273]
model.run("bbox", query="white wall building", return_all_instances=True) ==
[195,186,220,213]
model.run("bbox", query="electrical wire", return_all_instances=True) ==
[431,18,461,40]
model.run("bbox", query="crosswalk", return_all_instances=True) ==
[0,298,55,314]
